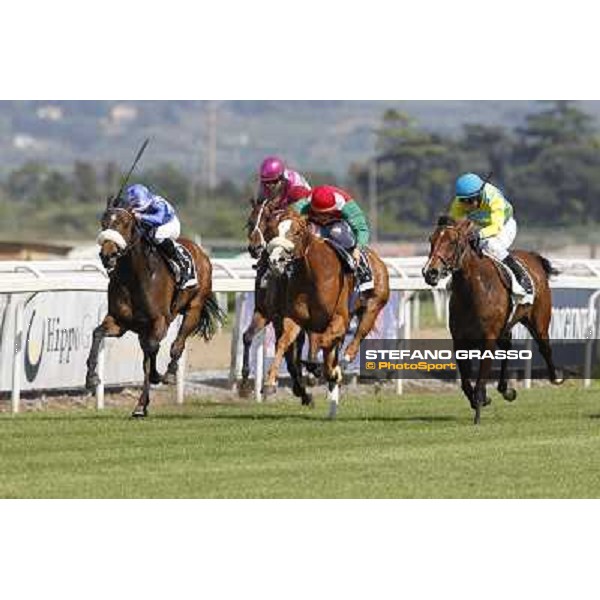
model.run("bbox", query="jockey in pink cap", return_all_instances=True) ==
[257,156,311,210]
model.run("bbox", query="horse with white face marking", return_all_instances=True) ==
[86,204,224,417]
[261,210,357,418]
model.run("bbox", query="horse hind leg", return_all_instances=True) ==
[523,314,564,385]
[343,297,386,364]
[323,343,344,420]
[162,304,204,386]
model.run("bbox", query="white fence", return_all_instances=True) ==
[1,256,600,413]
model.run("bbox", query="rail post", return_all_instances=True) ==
[11,299,24,414]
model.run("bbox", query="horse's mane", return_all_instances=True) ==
[437,215,457,228]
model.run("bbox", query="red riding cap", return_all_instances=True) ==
[309,185,351,213]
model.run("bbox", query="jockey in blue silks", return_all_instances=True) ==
[125,184,197,289]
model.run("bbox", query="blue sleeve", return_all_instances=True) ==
[138,201,168,227]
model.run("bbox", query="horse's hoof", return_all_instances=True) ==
[150,372,163,385]
[327,405,338,420]
[301,393,314,407]
[503,387,517,402]
[262,384,277,397]
[131,406,147,418]
[161,371,176,385]
[332,366,343,384]
[292,381,305,398]
[238,381,252,399]
[552,369,565,385]
[483,395,492,407]
[303,362,322,379]
[341,353,352,366]
[304,373,318,387]
[85,374,100,391]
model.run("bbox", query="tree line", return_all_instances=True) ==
[0,101,598,242]
[351,101,600,239]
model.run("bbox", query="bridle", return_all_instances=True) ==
[426,226,469,275]
[97,207,143,267]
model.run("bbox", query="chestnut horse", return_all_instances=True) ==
[260,209,389,418]
[85,204,224,417]
[423,216,563,424]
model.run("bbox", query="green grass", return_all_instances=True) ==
[2,383,600,498]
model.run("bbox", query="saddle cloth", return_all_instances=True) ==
[167,242,198,287]
[485,252,535,306]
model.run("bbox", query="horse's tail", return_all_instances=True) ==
[532,252,559,278]
[195,293,227,341]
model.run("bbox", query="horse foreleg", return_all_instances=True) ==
[263,317,301,396]
[132,320,167,418]
[132,338,160,418]
[497,335,517,402]
[240,309,269,398]
[281,327,312,406]
[473,342,495,425]
[323,343,344,420]
[85,315,124,391]
[457,357,475,409]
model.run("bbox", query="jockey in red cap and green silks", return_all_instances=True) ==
[292,185,374,293]
[448,173,533,303]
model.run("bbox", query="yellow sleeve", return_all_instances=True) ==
[448,198,468,220]
[480,196,505,238]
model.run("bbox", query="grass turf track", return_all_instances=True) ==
[1,383,600,498]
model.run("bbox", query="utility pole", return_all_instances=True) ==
[368,158,378,242]
[206,101,218,192]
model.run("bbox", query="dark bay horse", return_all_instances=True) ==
[260,209,389,418]
[85,205,224,417]
[243,198,312,406]
[423,216,563,424]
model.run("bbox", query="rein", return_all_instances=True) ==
[251,200,269,250]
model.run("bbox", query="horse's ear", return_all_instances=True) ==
[437,215,455,227]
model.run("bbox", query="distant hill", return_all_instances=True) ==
[1,100,599,182]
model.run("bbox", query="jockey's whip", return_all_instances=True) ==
[108,137,151,208]
[480,170,493,191]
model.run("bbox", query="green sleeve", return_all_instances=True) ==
[341,200,370,246]
[291,198,310,214]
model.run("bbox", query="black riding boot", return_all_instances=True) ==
[356,250,374,292]
[502,255,533,293]
[160,239,196,289]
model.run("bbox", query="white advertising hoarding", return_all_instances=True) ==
[0,291,178,392]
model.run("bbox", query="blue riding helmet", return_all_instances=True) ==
[455,173,484,200]
[126,184,152,209]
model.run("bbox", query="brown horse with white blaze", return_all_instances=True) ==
[423,216,563,425]
[85,204,224,417]
[261,209,389,417]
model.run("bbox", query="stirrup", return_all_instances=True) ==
[181,277,198,290]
